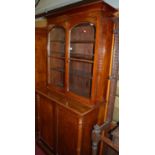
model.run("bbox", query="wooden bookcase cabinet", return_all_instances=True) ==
[35,1,117,155]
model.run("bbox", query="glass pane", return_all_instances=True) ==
[71,23,95,41]
[50,58,65,70]
[48,27,65,88]
[50,27,65,41]
[69,23,95,98]
[70,43,94,60]
[69,60,93,98]
[50,70,64,88]
[50,42,65,57]
[70,23,95,61]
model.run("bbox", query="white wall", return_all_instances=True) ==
[105,0,119,9]
[35,0,119,15]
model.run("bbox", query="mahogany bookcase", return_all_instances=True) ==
[35,1,118,155]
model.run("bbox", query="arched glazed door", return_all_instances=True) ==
[69,23,96,98]
[47,26,66,89]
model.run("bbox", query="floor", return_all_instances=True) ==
[35,145,46,155]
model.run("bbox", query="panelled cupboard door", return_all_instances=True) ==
[37,95,55,151]
[57,105,79,155]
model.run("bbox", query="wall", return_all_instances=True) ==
[35,17,47,28]
[104,0,119,9]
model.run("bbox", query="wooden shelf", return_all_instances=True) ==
[70,58,94,63]
[71,40,95,44]
[50,51,65,56]
[49,56,65,59]
[50,51,65,54]
[55,82,64,87]
[50,67,65,72]
[70,52,94,60]
[50,40,65,43]
[70,69,92,79]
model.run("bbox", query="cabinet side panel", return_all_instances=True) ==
[35,28,47,88]
[94,15,114,103]
[101,19,114,99]
[37,95,55,150]
[97,18,116,124]
[35,94,39,139]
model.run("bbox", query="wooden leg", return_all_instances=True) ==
[92,125,101,155]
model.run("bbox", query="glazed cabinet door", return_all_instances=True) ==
[47,26,66,90]
[69,23,96,99]
[36,94,56,151]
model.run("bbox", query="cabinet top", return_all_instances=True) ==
[36,0,117,18]
[36,87,98,115]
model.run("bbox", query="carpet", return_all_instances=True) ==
[35,145,46,155]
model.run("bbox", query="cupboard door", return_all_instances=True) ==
[47,27,65,89]
[37,95,55,150]
[69,23,96,98]
[57,106,79,155]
